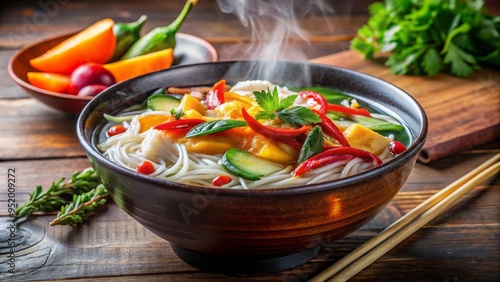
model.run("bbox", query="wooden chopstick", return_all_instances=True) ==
[310,153,500,282]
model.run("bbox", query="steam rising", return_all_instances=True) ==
[216,0,333,82]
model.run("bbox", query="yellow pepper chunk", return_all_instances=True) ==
[214,101,246,119]
[182,138,234,155]
[138,115,171,133]
[179,94,207,115]
[184,109,203,119]
[245,135,298,163]
[224,91,255,107]
[343,124,391,155]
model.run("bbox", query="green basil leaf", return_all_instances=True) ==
[185,120,247,138]
[298,125,324,164]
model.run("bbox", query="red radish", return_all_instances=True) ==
[68,63,115,94]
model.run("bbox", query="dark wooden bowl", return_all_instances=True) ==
[8,32,218,115]
[77,61,427,274]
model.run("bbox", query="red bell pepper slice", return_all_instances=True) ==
[293,147,383,177]
[206,79,226,109]
[299,90,328,114]
[153,119,205,131]
[242,108,306,149]
[326,104,371,117]
[313,109,350,147]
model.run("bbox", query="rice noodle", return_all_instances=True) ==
[100,115,394,189]
[99,81,398,189]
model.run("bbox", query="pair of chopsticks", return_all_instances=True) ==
[311,153,500,282]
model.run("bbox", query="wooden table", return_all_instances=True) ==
[1,0,499,281]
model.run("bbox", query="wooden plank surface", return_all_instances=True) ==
[311,51,500,163]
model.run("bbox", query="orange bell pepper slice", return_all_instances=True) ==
[103,48,174,82]
[27,72,71,93]
[30,18,116,74]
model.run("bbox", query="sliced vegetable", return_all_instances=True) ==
[121,0,197,59]
[138,115,172,132]
[30,18,116,74]
[224,91,255,107]
[103,113,134,122]
[27,72,70,93]
[106,125,126,137]
[297,125,324,164]
[153,119,205,131]
[179,94,207,115]
[147,94,181,112]
[293,147,383,177]
[327,104,371,117]
[300,90,328,114]
[104,48,174,82]
[221,148,283,180]
[351,115,404,131]
[185,120,247,138]
[390,141,407,154]
[242,108,306,149]
[313,109,350,147]
[137,160,156,175]
[206,79,226,109]
[212,175,232,187]
[344,123,391,155]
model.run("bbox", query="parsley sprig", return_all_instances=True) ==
[254,87,320,126]
[351,0,499,77]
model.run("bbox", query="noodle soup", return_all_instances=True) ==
[97,80,410,189]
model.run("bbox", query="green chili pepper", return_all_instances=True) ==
[110,15,148,62]
[121,0,197,60]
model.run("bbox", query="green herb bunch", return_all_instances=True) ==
[15,168,108,227]
[254,87,321,126]
[351,0,500,77]
[50,184,109,227]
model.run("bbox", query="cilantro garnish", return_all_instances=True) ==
[253,87,320,126]
[351,0,499,77]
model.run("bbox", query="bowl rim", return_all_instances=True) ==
[7,31,219,101]
[77,60,428,197]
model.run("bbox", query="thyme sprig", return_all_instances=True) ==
[15,168,102,219]
[50,184,109,227]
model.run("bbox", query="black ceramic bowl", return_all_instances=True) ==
[77,61,427,274]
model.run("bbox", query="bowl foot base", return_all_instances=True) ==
[171,244,322,275]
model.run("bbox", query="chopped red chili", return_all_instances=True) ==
[390,141,407,154]
[137,160,156,175]
[212,175,232,187]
